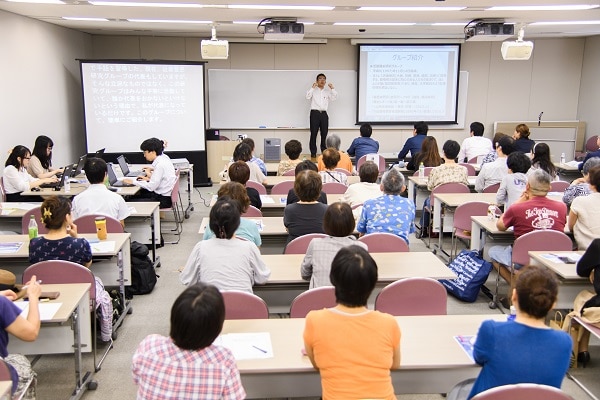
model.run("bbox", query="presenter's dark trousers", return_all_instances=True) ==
[309,109,329,157]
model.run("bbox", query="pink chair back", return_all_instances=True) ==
[222,290,269,319]
[357,154,386,172]
[468,156,481,164]
[458,163,477,176]
[471,383,573,400]
[322,182,348,194]
[550,181,570,192]
[334,168,352,176]
[0,359,12,382]
[413,167,434,177]
[246,180,267,195]
[586,135,599,152]
[23,260,97,300]
[483,182,501,193]
[282,169,296,176]
[512,230,573,266]
[21,207,48,235]
[270,180,295,195]
[289,286,337,318]
[453,201,490,233]
[242,205,263,218]
[358,232,409,252]
[375,277,447,316]
[73,214,124,234]
[429,182,470,205]
[284,233,328,254]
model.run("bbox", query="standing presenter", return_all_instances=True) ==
[306,73,337,159]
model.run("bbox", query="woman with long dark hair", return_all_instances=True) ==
[529,142,557,180]
[3,145,56,202]
[28,136,63,178]
[408,136,442,170]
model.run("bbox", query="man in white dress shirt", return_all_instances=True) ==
[72,157,131,227]
[124,138,177,208]
[306,73,338,159]
[475,136,516,192]
[458,121,494,163]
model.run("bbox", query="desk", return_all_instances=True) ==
[200,217,287,247]
[8,283,93,400]
[257,252,456,313]
[0,381,10,399]
[209,195,343,217]
[21,183,139,198]
[555,162,581,181]
[264,175,360,193]
[529,251,587,308]
[407,176,478,210]
[222,314,505,398]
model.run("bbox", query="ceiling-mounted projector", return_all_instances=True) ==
[465,21,515,41]
[201,26,229,60]
[264,21,304,41]
[501,41,533,60]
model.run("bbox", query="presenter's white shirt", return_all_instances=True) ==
[134,154,177,196]
[458,136,494,163]
[306,87,338,112]
[2,165,37,194]
[72,184,131,221]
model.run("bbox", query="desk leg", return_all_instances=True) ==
[408,180,415,205]
[184,168,194,219]
[470,222,483,251]
[69,304,95,400]
[150,207,160,267]
[113,244,132,333]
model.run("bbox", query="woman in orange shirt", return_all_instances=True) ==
[303,245,401,399]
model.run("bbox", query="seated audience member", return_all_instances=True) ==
[241,137,267,176]
[3,145,56,202]
[180,197,269,293]
[513,123,535,153]
[449,265,571,400]
[341,161,382,219]
[284,170,328,245]
[203,182,261,247]
[572,238,600,366]
[496,152,531,211]
[420,140,469,235]
[277,139,303,176]
[563,157,600,206]
[398,121,428,163]
[319,148,348,185]
[301,202,367,288]
[27,135,63,179]
[317,134,353,173]
[71,157,131,226]
[480,132,509,166]
[458,121,493,163]
[123,138,177,208]
[579,136,600,172]
[0,275,41,398]
[223,143,267,185]
[407,136,442,171]
[347,123,379,162]
[475,135,516,192]
[357,168,415,244]
[488,170,567,303]
[304,246,400,399]
[28,196,113,341]
[569,165,600,250]
[286,161,327,205]
[132,283,245,400]
[529,142,558,180]
[228,161,262,210]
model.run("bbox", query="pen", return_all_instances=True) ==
[252,345,267,353]
[21,280,42,290]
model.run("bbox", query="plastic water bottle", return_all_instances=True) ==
[507,305,517,321]
[560,152,566,164]
[418,162,425,177]
[64,177,71,193]
[28,215,38,240]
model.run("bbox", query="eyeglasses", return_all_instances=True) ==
[23,157,31,160]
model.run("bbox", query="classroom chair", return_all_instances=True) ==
[0,358,35,400]
[420,182,470,247]
[241,205,263,218]
[356,154,386,172]
[375,278,447,316]
[458,163,477,176]
[160,169,184,244]
[334,167,352,176]
[246,180,267,195]
[73,215,124,234]
[451,201,490,259]
[23,260,113,372]
[222,291,269,319]
[358,232,409,252]
[412,167,434,177]
[270,180,294,195]
[322,182,348,194]
[284,233,328,254]
[471,383,573,400]
[550,181,570,192]
[483,183,500,193]
[21,207,47,235]
[282,169,296,176]
[289,286,336,318]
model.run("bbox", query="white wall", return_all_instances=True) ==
[578,35,600,139]
[0,10,92,167]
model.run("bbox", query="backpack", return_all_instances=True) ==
[126,241,158,297]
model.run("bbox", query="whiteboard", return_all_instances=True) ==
[208,70,357,129]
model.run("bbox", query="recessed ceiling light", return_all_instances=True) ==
[62,16,109,21]
[229,4,334,11]
[431,23,467,26]
[487,5,599,11]
[358,6,466,11]
[6,0,65,4]
[530,20,600,25]
[334,22,416,26]
[126,18,211,23]
[90,1,203,7]
[233,20,314,25]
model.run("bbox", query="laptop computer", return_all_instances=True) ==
[107,163,135,187]
[70,155,87,177]
[117,155,144,177]
[39,165,73,190]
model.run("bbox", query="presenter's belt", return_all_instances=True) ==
[311,109,327,113]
